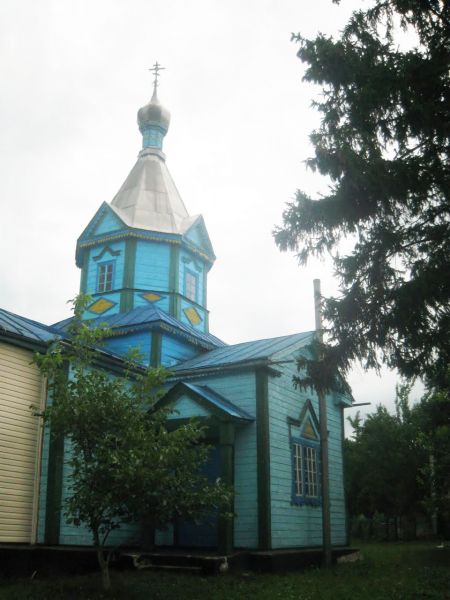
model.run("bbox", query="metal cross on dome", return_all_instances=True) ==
[149,61,165,91]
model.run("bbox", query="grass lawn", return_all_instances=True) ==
[0,542,449,600]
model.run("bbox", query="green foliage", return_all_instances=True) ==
[413,375,450,536]
[345,385,425,524]
[34,295,231,589]
[293,339,352,396]
[345,379,450,537]
[2,543,449,600]
[275,0,450,384]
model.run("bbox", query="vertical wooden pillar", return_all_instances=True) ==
[150,331,162,367]
[169,245,180,318]
[256,369,271,550]
[218,422,234,555]
[120,238,136,312]
[44,366,69,545]
[313,278,332,566]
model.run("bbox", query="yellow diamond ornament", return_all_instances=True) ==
[143,292,162,302]
[88,298,114,314]
[184,307,202,326]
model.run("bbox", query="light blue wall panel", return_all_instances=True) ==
[93,210,123,235]
[268,356,347,548]
[161,335,199,368]
[184,225,204,249]
[134,241,170,291]
[103,331,152,366]
[167,395,211,419]
[84,241,126,297]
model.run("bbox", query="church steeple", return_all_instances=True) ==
[75,70,215,334]
[137,62,170,151]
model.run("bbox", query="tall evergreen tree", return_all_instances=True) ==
[275,0,449,383]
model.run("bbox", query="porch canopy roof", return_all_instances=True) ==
[159,381,254,424]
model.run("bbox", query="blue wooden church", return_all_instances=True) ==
[0,77,351,555]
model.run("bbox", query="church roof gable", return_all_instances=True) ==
[78,202,126,243]
[181,215,215,258]
[159,381,254,422]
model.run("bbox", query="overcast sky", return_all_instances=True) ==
[0,0,424,426]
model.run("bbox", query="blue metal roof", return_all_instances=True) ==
[0,308,64,344]
[182,383,254,421]
[172,331,314,373]
[53,304,226,349]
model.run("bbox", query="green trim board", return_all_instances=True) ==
[256,368,271,550]
[44,364,69,545]
[79,251,89,294]
[169,245,180,318]
[120,238,137,312]
[150,331,162,367]
[218,421,234,555]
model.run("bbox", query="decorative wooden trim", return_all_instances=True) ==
[256,369,271,550]
[76,229,215,268]
[93,245,121,261]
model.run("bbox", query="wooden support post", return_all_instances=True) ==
[218,422,234,555]
[313,278,332,567]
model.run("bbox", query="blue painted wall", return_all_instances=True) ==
[268,354,347,548]
[134,293,170,313]
[103,331,152,366]
[134,241,171,291]
[161,335,199,368]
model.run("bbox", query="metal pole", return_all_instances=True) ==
[313,279,332,567]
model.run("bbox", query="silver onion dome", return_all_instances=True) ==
[137,88,171,135]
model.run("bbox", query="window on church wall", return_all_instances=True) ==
[292,440,320,504]
[97,262,114,293]
[184,271,197,302]
[291,412,321,506]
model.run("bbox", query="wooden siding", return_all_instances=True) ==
[0,343,43,543]
[268,358,347,548]
[161,335,199,368]
[134,241,170,291]
[166,395,212,419]
[133,293,170,313]
[103,331,152,366]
